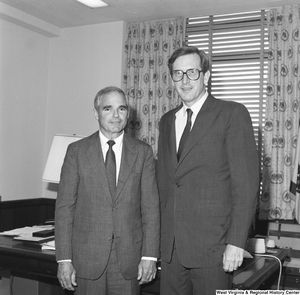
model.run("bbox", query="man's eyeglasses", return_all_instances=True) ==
[171,68,203,82]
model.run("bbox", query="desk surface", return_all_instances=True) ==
[233,249,287,289]
[0,235,57,277]
[0,236,288,290]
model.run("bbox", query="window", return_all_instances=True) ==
[186,10,268,163]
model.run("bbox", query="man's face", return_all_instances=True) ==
[172,53,210,107]
[94,92,128,139]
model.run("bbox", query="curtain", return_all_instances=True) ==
[260,5,300,220]
[123,18,186,157]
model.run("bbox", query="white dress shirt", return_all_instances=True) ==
[99,131,123,185]
[175,91,208,151]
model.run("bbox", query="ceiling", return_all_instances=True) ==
[0,0,299,29]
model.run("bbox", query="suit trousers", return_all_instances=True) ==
[75,240,140,295]
[160,245,232,295]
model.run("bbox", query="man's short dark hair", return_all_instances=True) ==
[168,46,210,74]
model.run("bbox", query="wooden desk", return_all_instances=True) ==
[0,235,64,295]
[0,235,57,277]
[0,236,287,294]
[233,249,287,289]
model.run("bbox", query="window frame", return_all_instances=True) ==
[185,10,268,165]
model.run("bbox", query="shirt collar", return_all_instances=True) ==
[181,91,209,117]
[99,130,123,151]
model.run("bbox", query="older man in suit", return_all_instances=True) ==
[157,46,260,294]
[55,86,160,295]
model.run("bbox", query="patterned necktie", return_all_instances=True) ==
[105,140,116,199]
[177,108,193,160]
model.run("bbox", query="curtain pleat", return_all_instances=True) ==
[260,5,300,220]
[122,18,186,157]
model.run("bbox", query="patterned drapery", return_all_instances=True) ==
[260,6,300,220]
[122,18,186,157]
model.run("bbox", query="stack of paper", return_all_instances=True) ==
[0,225,54,237]
[42,240,55,250]
[0,225,55,245]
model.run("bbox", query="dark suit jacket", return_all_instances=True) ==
[157,94,259,268]
[55,131,160,280]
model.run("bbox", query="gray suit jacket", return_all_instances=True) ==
[55,131,160,280]
[157,94,259,268]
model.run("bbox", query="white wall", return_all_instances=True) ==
[0,18,49,201]
[43,21,125,199]
[0,16,125,201]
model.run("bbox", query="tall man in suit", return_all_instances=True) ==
[157,46,259,294]
[55,86,160,295]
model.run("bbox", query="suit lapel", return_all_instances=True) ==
[86,133,112,202]
[166,112,178,168]
[162,105,182,168]
[177,95,220,165]
[115,134,138,203]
